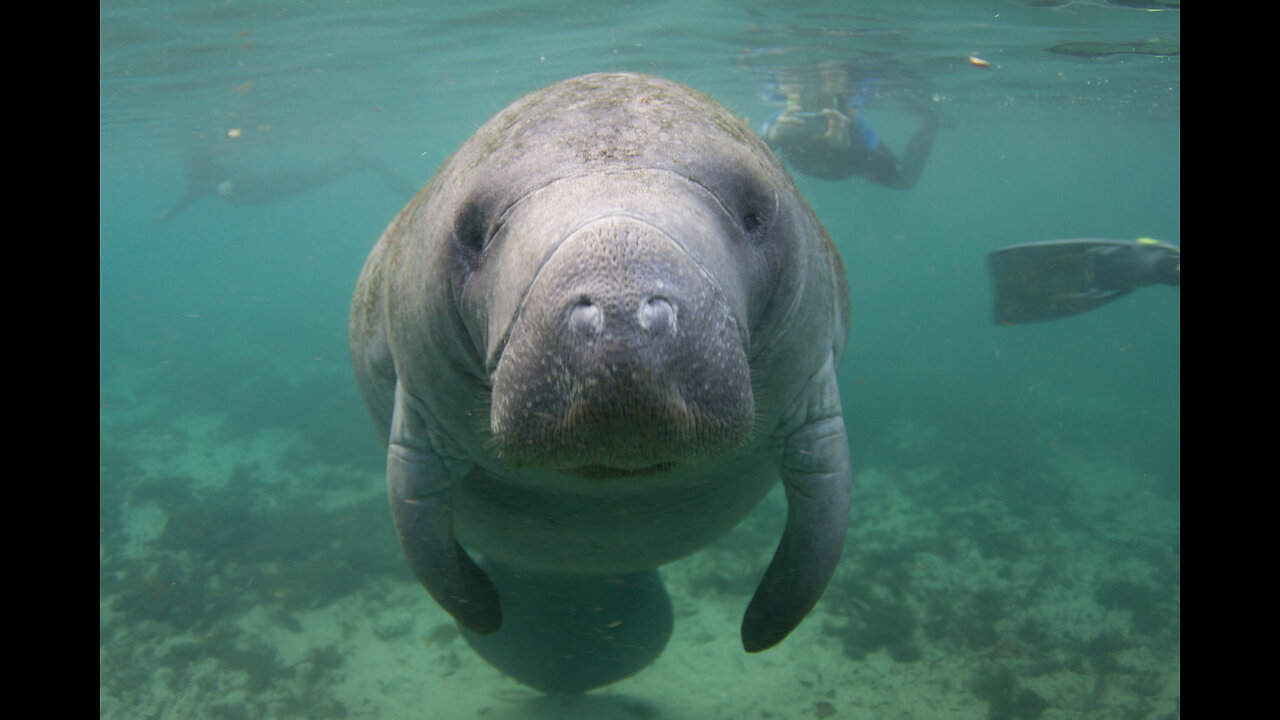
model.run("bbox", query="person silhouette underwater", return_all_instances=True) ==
[760,61,938,189]
[158,148,417,221]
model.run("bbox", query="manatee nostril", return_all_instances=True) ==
[638,296,676,335]
[568,299,603,337]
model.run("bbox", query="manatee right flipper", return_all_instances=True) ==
[387,382,501,635]
[741,355,851,652]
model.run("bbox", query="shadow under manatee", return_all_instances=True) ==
[158,147,418,221]
[460,559,674,694]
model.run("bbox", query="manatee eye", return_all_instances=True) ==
[735,180,776,238]
[453,201,489,258]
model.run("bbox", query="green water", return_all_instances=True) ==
[101,2,1178,718]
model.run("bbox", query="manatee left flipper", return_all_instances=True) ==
[741,356,851,652]
[387,383,501,634]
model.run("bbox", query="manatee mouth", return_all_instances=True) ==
[564,462,678,481]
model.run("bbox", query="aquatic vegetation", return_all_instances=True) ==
[970,668,1049,720]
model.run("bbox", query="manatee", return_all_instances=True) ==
[350,72,852,692]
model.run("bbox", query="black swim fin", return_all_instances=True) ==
[986,238,1179,324]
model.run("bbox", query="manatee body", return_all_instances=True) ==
[350,72,852,691]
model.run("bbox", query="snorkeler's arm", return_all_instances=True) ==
[863,111,937,190]
[763,105,813,147]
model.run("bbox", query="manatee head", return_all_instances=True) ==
[399,73,821,479]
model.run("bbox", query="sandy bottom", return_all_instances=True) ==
[101,377,1179,720]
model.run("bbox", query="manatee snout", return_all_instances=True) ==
[491,214,754,475]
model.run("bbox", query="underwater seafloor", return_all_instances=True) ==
[100,358,1178,720]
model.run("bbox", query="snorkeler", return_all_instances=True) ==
[159,149,418,221]
[986,238,1180,324]
[760,61,938,188]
